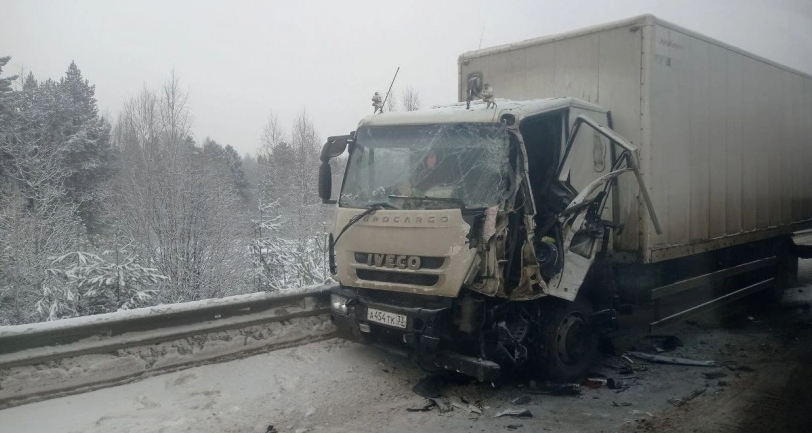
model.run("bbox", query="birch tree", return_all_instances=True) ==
[401,86,421,111]
[111,74,248,303]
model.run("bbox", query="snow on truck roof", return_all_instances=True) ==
[357,97,606,128]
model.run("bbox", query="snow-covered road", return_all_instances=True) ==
[0,338,430,433]
[3,260,812,433]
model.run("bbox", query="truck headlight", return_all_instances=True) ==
[330,294,349,314]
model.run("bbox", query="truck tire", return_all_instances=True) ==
[534,299,597,382]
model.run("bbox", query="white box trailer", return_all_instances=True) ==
[458,14,812,264]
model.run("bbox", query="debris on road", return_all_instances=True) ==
[506,424,523,430]
[613,401,633,407]
[511,396,531,405]
[627,351,716,366]
[431,397,453,413]
[703,371,727,379]
[265,426,278,433]
[494,409,533,418]
[450,396,482,415]
[412,374,443,398]
[642,335,684,352]
[603,362,635,375]
[527,382,581,396]
[407,396,481,415]
[668,388,706,406]
[407,399,437,412]
[584,377,607,389]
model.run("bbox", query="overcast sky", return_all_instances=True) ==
[3,0,811,156]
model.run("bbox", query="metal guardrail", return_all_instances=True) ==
[0,285,334,369]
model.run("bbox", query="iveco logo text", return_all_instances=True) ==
[362,215,449,224]
[367,253,422,270]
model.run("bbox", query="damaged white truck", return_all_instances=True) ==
[318,15,812,382]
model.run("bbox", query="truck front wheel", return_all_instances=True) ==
[534,299,597,382]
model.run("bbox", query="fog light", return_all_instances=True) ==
[330,294,349,314]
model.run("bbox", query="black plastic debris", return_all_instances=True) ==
[506,424,524,430]
[612,401,632,407]
[266,426,278,433]
[494,409,533,418]
[643,335,684,352]
[607,378,625,390]
[412,374,444,398]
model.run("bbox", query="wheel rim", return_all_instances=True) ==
[555,312,590,365]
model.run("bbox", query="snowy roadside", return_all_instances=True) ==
[2,266,810,432]
[0,285,327,340]
[0,312,334,408]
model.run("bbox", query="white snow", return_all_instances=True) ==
[0,285,327,339]
[0,339,428,433]
[0,314,334,405]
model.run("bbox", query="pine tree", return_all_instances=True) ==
[58,61,113,234]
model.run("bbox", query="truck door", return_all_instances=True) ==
[549,114,662,301]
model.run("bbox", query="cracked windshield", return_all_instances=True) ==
[340,123,511,210]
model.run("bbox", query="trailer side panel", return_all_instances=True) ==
[646,22,812,261]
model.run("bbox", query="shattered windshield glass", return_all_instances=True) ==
[339,123,511,210]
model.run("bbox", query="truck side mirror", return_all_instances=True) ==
[319,135,353,204]
[320,135,351,161]
[319,162,334,204]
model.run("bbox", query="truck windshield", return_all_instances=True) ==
[339,123,511,210]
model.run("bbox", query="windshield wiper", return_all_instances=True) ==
[367,201,399,209]
[329,202,394,273]
[388,195,465,209]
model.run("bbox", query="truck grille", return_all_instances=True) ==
[356,269,439,286]
[354,252,444,269]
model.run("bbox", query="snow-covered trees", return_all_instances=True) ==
[1,57,335,324]
[59,62,114,234]
[401,86,422,111]
[0,57,89,324]
[36,250,166,320]
[111,75,249,303]
[254,110,331,290]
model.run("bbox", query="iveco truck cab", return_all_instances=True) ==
[318,96,658,382]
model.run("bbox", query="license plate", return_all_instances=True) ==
[367,308,407,329]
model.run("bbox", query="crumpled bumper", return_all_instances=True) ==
[329,286,500,382]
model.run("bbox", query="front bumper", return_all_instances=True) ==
[329,286,500,382]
